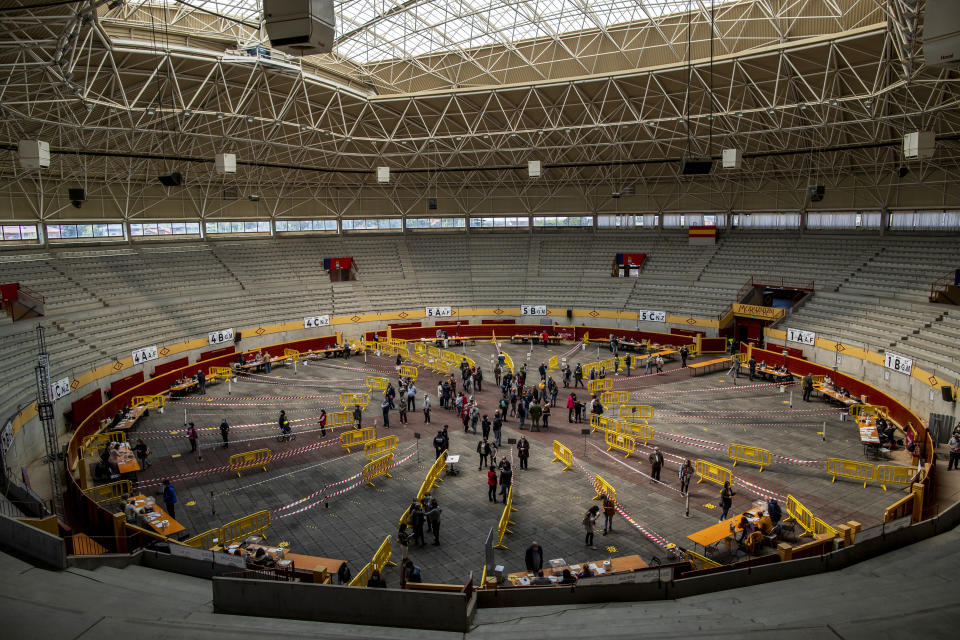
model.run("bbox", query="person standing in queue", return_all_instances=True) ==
[517,435,530,470]
[219,419,230,448]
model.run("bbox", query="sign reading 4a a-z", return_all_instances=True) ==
[521,304,547,316]
[425,306,452,318]
[304,315,331,328]
[132,345,159,365]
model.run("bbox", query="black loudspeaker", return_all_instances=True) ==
[566,309,573,319]
[234,331,242,343]
[680,158,713,175]
[428,197,438,210]
[158,171,183,187]
[809,185,825,202]
[68,188,85,202]
[941,385,955,402]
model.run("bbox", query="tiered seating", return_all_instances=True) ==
[0,253,101,310]
[840,237,959,302]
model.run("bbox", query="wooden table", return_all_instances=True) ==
[740,363,792,381]
[510,334,563,345]
[131,494,185,537]
[113,406,147,431]
[687,501,767,554]
[506,554,648,585]
[115,442,140,474]
[615,338,645,352]
[304,346,353,359]
[168,379,198,395]
[815,384,861,407]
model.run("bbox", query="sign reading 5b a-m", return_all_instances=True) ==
[521,305,547,316]
[304,315,331,329]
[425,306,452,318]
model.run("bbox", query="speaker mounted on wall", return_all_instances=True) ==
[158,171,183,187]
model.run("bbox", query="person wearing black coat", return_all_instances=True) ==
[524,541,544,576]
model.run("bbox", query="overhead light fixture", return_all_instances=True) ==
[84,103,94,111]
[864,98,874,106]
[828,99,839,107]
[766,107,776,114]
[274,120,282,127]
[146,107,156,116]
[345,136,352,142]
[182,109,192,116]
[482,134,489,139]
[246,116,254,123]
[248,194,260,202]
[734,112,743,118]
[299,124,308,131]
[216,112,224,119]
[798,103,807,110]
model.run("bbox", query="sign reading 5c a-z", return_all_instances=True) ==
[637,310,666,323]
[132,345,159,365]
[425,306,452,318]
[304,315,331,328]
[208,328,234,345]
[521,305,547,316]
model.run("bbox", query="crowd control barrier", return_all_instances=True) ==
[365,376,389,392]
[184,528,219,550]
[620,420,654,444]
[695,459,733,488]
[208,366,232,381]
[587,378,612,394]
[590,413,617,433]
[364,435,398,459]
[228,448,272,477]
[785,494,837,538]
[81,430,126,456]
[362,453,395,487]
[339,392,370,409]
[591,475,617,503]
[604,430,640,459]
[728,444,772,472]
[399,365,418,380]
[492,486,517,550]
[619,404,654,422]
[283,349,300,363]
[825,458,875,488]
[547,355,559,371]
[328,410,353,427]
[551,440,573,471]
[220,510,271,545]
[372,534,397,568]
[685,548,722,570]
[600,390,629,407]
[340,427,376,453]
[131,394,165,409]
[82,480,131,504]
[875,464,918,491]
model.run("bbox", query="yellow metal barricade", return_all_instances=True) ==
[604,430,639,459]
[339,392,370,408]
[591,474,617,503]
[228,448,272,477]
[399,365,418,380]
[547,355,558,371]
[588,378,612,393]
[131,394,164,409]
[372,534,398,568]
[365,376,389,392]
[364,435,398,459]
[874,464,917,491]
[413,341,428,354]
[502,352,515,373]
[340,427,376,453]
[785,494,837,538]
[492,486,516,550]
[619,404,654,422]
[600,390,629,407]
[825,458,875,488]
[728,444,772,472]
[619,420,654,444]
[348,561,375,587]
[82,480,131,504]
[184,528,219,550]
[362,452,394,487]
[419,448,448,499]
[551,440,573,471]
[590,413,617,433]
[848,404,889,420]
[328,410,353,427]
[283,348,300,363]
[220,510,271,545]
[427,345,442,359]
[209,366,232,381]
[685,548,722,570]
[695,459,733,487]
[81,430,126,454]
[441,350,460,366]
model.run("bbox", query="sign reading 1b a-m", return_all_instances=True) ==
[425,306,452,318]
[521,304,547,316]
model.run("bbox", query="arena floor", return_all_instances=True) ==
[128,342,904,585]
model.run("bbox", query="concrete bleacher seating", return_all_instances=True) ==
[2,230,959,421]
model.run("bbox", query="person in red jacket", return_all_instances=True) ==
[567,393,576,422]
[487,465,498,503]
[318,409,327,437]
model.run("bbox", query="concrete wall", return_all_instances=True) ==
[0,513,66,569]
[212,577,475,632]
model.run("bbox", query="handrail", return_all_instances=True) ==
[929,271,955,302]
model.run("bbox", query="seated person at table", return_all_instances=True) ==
[743,531,764,555]
[107,443,121,474]
[757,513,775,536]
[250,547,276,568]
[123,495,138,524]
[560,569,577,585]
[823,375,833,388]
[737,515,758,544]
[577,565,594,579]
[840,387,851,397]
[767,499,782,526]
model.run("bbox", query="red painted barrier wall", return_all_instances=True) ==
[435,320,467,326]
[701,337,727,352]
[69,388,103,429]
[151,356,189,378]
[109,371,144,399]
[199,346,236,361]
[388,322,422,329]
[480,319,517,325]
